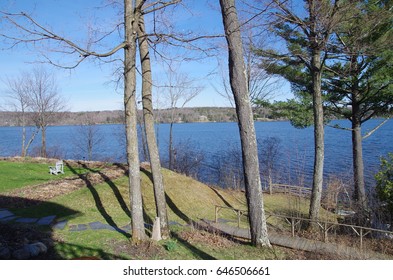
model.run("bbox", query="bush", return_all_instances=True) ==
[375,153,393,218]
[164,240,178,252]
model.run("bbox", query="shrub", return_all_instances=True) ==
[164,240,178,252]
[375,153,393,218]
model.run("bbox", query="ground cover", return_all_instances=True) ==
[0,158,357,260]
[0,159,100,193]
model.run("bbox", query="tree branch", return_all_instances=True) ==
[362,119,390,140]
[1,11,126,58]
[142,0,182,15]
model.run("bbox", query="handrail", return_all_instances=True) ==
[214,204,393,250]
[268,183,312,197]
[215,205,248,227]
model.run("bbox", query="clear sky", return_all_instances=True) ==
[0,0,290,112]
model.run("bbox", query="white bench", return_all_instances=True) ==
[49,160,64,175]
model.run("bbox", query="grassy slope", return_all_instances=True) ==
[47,169,290,259]
[1,160,335,259]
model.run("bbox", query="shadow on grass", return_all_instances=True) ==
[139,167,216,259]
[65,162,130,239]
[80,162,130,218]
[170,231,216,260]
[139,166,159,228]
[209,186,235,208]
[55,241,128,260]
[0,196,126,260]
[0,194,80,219]
[165,193,191,224]
[140,167,191,224]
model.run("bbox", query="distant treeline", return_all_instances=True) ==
[0,107,273,127]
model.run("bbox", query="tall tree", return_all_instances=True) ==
[1,0,182,243]
[160,64,202,170]
[219,0,270,247]
[3,73,38,157]
[137,10,169,239]
[25,67,66,158]
[256,0,344,222]
[325,0,393,213]
[123,0,146,242]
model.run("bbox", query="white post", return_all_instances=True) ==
[151,217,162,241]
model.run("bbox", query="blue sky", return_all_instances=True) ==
[1,0,290,112]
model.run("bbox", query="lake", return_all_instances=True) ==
[1,119,392,188]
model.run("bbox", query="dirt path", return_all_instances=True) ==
[0,164,128,208]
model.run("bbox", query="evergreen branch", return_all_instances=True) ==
[326,123,352,131]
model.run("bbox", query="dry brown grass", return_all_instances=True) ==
[179,228,238,249]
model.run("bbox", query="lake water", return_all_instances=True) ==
[1,119,392,188]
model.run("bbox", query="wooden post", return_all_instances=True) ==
[360,228,363,251]
[237,210,241,228]
[291,218,295,237]
[215,206,219,223]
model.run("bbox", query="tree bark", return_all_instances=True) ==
[124,0,146,242]
[24,127,39,157]
[219,0,270,247]
[137,13,170,239]
[21,125,26,157]
[349,54,368,214]
[308,50,325,223]
[41,126,47,158]
[168,121,174,170]
[352,106,367,211]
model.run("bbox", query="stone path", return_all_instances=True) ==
[0,208,183,233]
[0,208,126,232]
[1,209,55,226]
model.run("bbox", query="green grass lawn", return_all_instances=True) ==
[0,161,97,193]
[1,159,337,260]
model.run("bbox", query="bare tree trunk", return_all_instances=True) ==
[21,125,26,157]
[352,113,367,211]
[219,0,270,247]
[137,13,170,239]
[24,127,39,157]
[88,130,93,161]
[138,117,148,162]
[350,57,368,215]
[20,110,27,157]
[41,126,47,158]
[168,121,174,170]
[124,0,146,242]
[309,51,324,223]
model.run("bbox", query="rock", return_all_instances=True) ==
[26,242,47,257]
[0,246,11,260]
[12,242,47,259]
